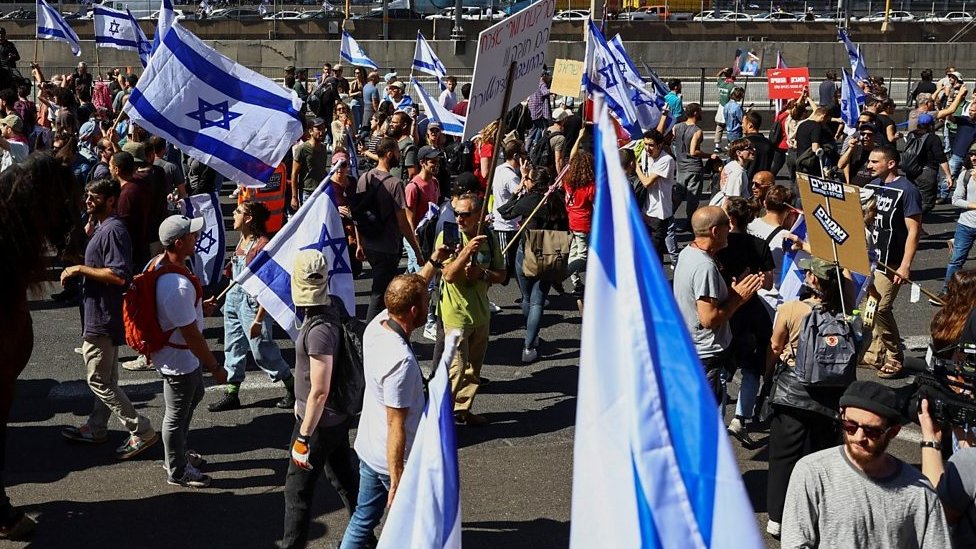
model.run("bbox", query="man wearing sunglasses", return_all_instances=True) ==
[782,381,951,547]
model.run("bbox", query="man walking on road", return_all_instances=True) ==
[60,179,159,459]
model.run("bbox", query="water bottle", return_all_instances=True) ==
[849,310,864,345]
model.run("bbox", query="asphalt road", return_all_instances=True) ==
[2,161,968,549]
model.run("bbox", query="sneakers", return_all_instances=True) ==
[454,411,488,427]
[276,392,296,409]
[727,417,760,450]
[422,321,437,341]
[121,354,154,371]
[0,511,36,541]
[168,463,211,488]
[489,301,502,314]
[207,391,241,412]
[61,424,107,444]
[186,450,207,468]
[521,347,538,364]
[115,432,160,460]
[766,520,781,538]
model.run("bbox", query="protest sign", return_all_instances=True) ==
[463,0,556,140]
[767,67,810,100]
[551,58,584,98]
[796,173,871,275]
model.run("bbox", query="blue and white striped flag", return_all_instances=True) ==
[128,9,152,68]
[124,23,303,188]
[181,192,225,288]
[414,202,439,234]
[37,0,81,56]
[340,30,378,71]
[345,129,360,179]
[585,20,641,138]
[838,29,869,81]
[840,68,866,134]
[570,100,762,549]
[377,329,462,549]
[412,30,447,79]
[608,34,664,132]
[779,214,811,303]
[152,0,176,54]
[235,162,356,339]
[95,6,141,52]
[412,79,465,137]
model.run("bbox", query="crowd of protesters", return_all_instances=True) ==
[1,49,975,549]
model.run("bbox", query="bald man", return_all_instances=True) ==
[673,206,763,397]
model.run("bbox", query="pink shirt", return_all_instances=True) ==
[405,174,440,227]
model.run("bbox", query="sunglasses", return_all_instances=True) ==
[968,152,976,157]
[455,210,475,219]
[840,418,891,440]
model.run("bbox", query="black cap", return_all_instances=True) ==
[840,381,905,424]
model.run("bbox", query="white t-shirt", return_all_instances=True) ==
[1,140,28,172]
[354,311,426,476]
[151,272,203,376]
[747,217,789,318]
[439,88,457,111]
[641,151,676,220]
[720,160,749,199]
[492,163,521,231]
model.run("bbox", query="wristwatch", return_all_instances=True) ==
[428,258,444,269]
[920,440,942,450]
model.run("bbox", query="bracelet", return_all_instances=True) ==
[428,258,444,269]
[920,440,942,450]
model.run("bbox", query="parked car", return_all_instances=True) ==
[426,7,505,20]
[752,11,799,21]
[299,9,346,19]
[692,10,734,21]
[353,8,423,19]
[0,9,34,19]
[142,9,189,20]
[553,9,589,21]
[264,10,304,19]
[940,11,973,21]
[207,8,263,20]
[720,12,753,21]
[858,10,914,22]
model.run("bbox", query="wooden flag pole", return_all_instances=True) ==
[475,60,518,237]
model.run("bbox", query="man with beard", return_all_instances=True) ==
[781,381,951,548]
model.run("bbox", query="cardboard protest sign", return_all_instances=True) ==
[864,182,905,270]
[796,173,871,275]
[463,0,556,141]
[767,67,810,100]
[551,58,584,98]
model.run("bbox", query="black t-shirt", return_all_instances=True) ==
[716,232,775,287]
[918,132,948,170]
[746,133,774,178]
[911,81,937,104]
[866,176,924,270]
[825,104,842,137]
[849,146,874,187]
[562,114,583,157]
[875,113,896,145]
[795,120,824,155]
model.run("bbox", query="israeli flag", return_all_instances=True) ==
[124,23,303,188]
[570,99,762,549]
[346,129,360,179]
[840,69,866,134]
[779,214,811,303]
[235,162,356,339]
[95,5,140,51]
[377,330,462,549]
[585,20,641,138]
[412,79,465,137]
[608,34,663,132]
[340,30,378,71]
[414,202,439,234]
[838,28,869,81]
[181,192,225,288]
[412,30,447,79]
[37,0,81,57]
[152,0,176,53]
[128,9,152,68]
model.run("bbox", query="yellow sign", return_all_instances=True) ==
[796,173,872,275]
[550,58,584,98]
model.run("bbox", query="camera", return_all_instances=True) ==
[909,344,976,428]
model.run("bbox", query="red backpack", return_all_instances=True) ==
[123,256,203,356]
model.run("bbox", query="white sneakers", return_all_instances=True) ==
[766,520,781,537]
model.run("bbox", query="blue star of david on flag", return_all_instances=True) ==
[631,88,656,108]
[108,20,121,34]
[186,98,242,130]
[597,62,619,89]
[195,227,217,255]
[300,223,352,276]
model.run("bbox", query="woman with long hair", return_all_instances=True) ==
[564,150,596,307]
[331,102,353,151]
[474,120,499,189]
[206,201,295,412]
[1,153,83,539]
[931,269,976,355]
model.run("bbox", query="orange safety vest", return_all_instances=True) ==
[238,163,287,233]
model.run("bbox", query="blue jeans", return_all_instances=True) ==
[222,281,291,386]
[339,461,390,549]
[404,237,421,274]
[734,369,761,420]
[943,153,966,200]
[943,223,976,293]
[515,241,550,350]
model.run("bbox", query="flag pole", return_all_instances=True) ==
[874,260,944,304]
[475,60,517,236]
[500,164,569,256]
[95,44,102,86]
[32,40,38,103]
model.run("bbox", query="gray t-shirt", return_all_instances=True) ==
[938,448,976,548]
[672,122,704,174]
[672,245,730,358]
[783,446,952,549]
[356,168,406,256]
[295,305,347,429]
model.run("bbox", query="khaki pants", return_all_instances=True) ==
[861,271,903,367]
[447,324,490,414]
[82,335,154,439]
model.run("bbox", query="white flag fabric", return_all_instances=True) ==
[152,0,176,53]
[340,30,378,70]
[127,9,152,68]
[585,20,640,138]
[570,100,763,549]
[377,330,462,549]
[412,30,447,79]
[124,22,303,188]
[181,192,225,288]
[94,5,142,52]
[608,34,663,134]
[235,164,356,339]
[412,79,465,137]
[37,0,81,56]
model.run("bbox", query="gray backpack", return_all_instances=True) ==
[794,302,857,387]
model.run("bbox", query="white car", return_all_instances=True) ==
[720,12,753,21]
[553,9,589,21]
[858,10,914,22]
[425,7,505,20]
[941,11,973,21]
[141,8,187,20]
[264,10,303,19]
[752,12,799,21]
[692,10,734,21]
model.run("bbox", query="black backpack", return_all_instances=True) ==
[794,301,858,387]
[630,174,648,212]
[901,133,927,180]
[444,139,475,175]
[529,129,559,169]
[301,299,367,416]
[350,170,391,238]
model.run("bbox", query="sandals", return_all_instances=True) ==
[876,360,904,379]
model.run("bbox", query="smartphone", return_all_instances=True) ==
[442,222,460,250]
